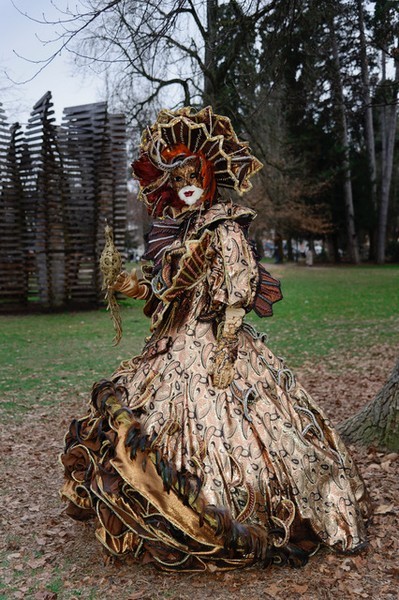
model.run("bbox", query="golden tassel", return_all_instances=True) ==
[100,223,123,345]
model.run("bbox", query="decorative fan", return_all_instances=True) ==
[253,264,283,317]
[160,230,214,302]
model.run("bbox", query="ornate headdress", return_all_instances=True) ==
[132,106,263,217]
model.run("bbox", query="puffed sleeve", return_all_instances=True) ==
[207,219,259,312]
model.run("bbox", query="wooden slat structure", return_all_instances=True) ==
[0,109,28,305]
[0,94,127,310]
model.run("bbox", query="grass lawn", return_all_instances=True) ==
[248,263,399,366]
[0,263,398,408]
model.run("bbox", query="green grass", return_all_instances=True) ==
[0,265,398,407]
[247,264,399,366]
[0,300,147,401]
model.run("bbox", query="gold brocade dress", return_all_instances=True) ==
[60,202,370,571]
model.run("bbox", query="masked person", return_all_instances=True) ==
[61,107,371,572]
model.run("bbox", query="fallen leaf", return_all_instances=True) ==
[380,460,392,472]
[340,558,353,572]
[374,503,395,515]
[27,557,48,569]
[385,453,398,461]
[265,583,280,598]
[207,563,218,572]
[35,537,47,546]
[352,590,369,598]
[291,583,309,594]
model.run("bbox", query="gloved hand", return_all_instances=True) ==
[209,335,239,389]
[109,269,148,299]
[209,307,245,389]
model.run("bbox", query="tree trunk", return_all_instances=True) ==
[286,237,294,262]
[330,22,360,264]
[357,0,378,260]
[377,48,399,264]
[254,228,265,259]
[203,0,218,106]
[339,358,399,451]
[274,233,284,264]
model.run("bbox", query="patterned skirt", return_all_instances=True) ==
[60,320,371,571]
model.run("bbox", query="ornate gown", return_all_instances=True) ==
[61,201,370,571]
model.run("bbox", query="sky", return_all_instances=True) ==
[0,0,106,125]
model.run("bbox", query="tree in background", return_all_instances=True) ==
[372,0,399,263]
[24,0,399,262]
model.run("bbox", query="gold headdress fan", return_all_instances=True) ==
[133,106,263,215]
[100,223,123,345]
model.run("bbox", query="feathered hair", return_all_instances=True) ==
[132,144,216,218]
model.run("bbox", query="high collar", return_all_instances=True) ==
[143,201,256,271]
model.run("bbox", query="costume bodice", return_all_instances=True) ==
[141,202,282,333]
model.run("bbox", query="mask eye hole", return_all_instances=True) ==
[190,172,198,179]
[174,176,183,182]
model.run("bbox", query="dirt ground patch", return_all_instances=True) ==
[1,344,398,600]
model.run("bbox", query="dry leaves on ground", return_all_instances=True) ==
[0,343,398,600]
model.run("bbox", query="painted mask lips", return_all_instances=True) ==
[184,191,194,197]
